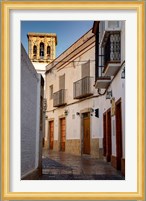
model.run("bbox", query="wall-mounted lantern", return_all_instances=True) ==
[106,90,112,100]
[64,109,68,116]
[76,112,80,116]
[121,67,125,79]
[95,108,99,118]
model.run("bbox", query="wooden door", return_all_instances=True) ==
[83,113,90,154]
[60,118,66,151]
[103,113,106,156]
[106,109,112,162]
[49,121,54,150]
[116,100,122,170]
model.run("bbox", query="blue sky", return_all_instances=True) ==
[21,21,94,58]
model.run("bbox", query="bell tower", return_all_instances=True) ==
[27,33,57,78]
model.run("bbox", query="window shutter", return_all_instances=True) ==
[81,60,90,78]
[59,74,65,89]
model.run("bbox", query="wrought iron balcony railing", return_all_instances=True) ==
[104,33,121,67]
[73,76,94,99]
[96,32,121,79]
[53,89,66,107]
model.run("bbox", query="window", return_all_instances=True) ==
[40,42,44,57]
[33,45,37,59]
[33,45,37,55]
[50,85,53,99]
[47,46,51,56]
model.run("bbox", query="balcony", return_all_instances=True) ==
[53,89,66,107]
[95,76,111,89]
[94,22,121,89]
[103,62,121,77]
[97,32,121,79]
[103,33,121,76]
[73,76,94,99]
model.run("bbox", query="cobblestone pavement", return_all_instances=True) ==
[39,149,125,180]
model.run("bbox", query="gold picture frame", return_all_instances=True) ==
[1,1,145,200]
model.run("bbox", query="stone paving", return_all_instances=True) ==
[39,149,125,180]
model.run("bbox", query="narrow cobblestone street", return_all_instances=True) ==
[39,149,125,180]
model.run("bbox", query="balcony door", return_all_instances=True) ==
[83,113,90,154]
[103,113,107,156]
[60,118,66,152]
[49,121,54,150]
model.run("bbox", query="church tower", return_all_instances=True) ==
[27,33,57,78]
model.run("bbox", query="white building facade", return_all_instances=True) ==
[45,21,125,175]
[21,44,44,179]
[93,21,125,175]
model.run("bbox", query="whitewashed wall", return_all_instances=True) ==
[32,62,48,87]
[96,66,125,157]
[46,46,96,106]
[21,45,41,178]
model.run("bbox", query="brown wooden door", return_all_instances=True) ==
[60,118,66,151]
[83,114,90,154]
[103,113,107,156]
[49,121,54,150]
[103,110,112,161]
[106,109,112,162]
[116,100,122,170]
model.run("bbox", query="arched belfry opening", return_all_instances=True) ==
[40,42,44,58]
[33,45,37,59]
[47,45,51,58]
